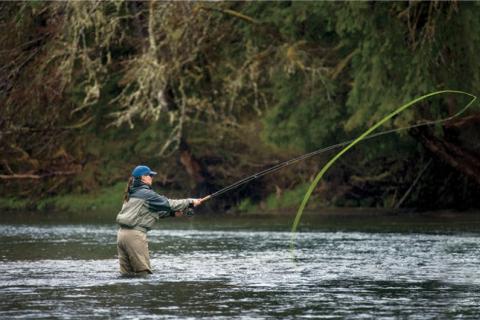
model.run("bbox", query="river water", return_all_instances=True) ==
[1,212,480,319]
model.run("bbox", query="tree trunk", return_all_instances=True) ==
[411,127,480,185]
[444,113,480,130]
[178,138,215,198]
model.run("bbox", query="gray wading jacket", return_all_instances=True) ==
[116,180,194,232]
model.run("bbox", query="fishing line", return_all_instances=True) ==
[289,90,477,251]
[205,90,476,207]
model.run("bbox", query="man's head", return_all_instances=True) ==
[131,165,157,185]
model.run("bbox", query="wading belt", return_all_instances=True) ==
[119,224,148,233]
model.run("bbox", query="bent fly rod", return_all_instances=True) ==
[202,90,477,205]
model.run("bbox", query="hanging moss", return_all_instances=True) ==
[1,2,480,212]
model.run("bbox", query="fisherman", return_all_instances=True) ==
[116,165,207,276]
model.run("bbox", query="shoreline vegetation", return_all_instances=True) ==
[0,182,316,215]
[1,182,478,221]
[0,182,407,216]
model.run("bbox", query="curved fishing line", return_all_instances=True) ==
[208,91,476,201]
[289,90,477,251]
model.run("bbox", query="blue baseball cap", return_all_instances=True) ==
[131,165,157,178]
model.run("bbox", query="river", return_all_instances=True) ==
[1,211,480,319]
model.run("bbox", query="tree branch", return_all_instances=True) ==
[0,170,79,180]
[198,6,260,25]
[395,159,432,209]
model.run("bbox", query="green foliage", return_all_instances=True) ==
[0,197,28,211]
[262,72,342,152]
[1,1,480,213]
[237,198,257,213]
[265,183,310,211]
[237,183,311,213]
[0,182,125,214]
[337,2,480,130]
[37,182,125,214]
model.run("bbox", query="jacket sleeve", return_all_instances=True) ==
[144,191,171,214]
[168,198,194,212]
[144,190,194,217]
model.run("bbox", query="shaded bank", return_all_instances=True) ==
[1,178,479,228]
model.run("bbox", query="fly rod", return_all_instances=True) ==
[201,91,475,203]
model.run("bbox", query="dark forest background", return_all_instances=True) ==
[1,1,480,213]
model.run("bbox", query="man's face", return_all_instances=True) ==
[141,175,153,186]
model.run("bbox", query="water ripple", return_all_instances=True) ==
[0,224,479,318]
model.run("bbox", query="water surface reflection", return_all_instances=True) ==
[1,214,480,319]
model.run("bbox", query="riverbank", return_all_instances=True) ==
[0,182,125,217]
[0,182,313,216]
[1,183,479,231]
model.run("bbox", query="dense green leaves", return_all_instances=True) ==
[1,1,479,211]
